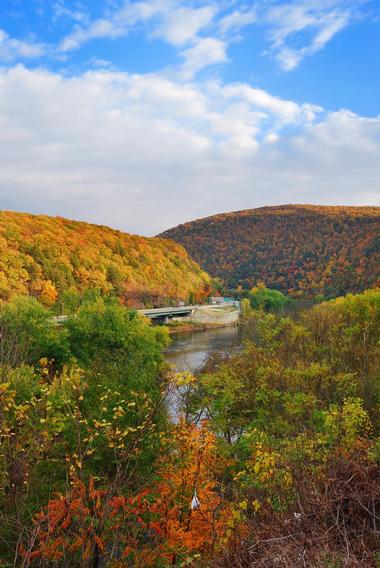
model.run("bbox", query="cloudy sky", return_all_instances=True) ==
[1,0,379,235]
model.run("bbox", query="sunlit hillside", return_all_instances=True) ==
[0,210,211,306]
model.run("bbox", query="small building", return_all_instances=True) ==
[210,296,224,305]
[210,296,236,305]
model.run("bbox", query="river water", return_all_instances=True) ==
[164,302,311,372]
[164,324,252,373]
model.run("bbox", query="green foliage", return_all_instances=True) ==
[324,397,372,446]
[58,286,81,314]
[0,295,70,367]
[248,283,289,312]
[240,297,252,318]
[1,288,379,566]
[0,295,172,563]
[186,288,380,473]
[65,295,170,398]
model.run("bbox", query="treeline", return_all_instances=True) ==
[160,205,380,298]
[0,289,379,566]
[0,210,211,307]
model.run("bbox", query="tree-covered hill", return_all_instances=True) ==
[0,210,211,306]
[160,205,380,298]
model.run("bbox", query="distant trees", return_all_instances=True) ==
[161,205,380,298]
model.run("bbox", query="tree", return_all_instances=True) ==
[248,284,289,312]
[39,280,58,306]
[0,295,69,368]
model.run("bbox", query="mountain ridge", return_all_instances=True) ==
[159,204,380,298]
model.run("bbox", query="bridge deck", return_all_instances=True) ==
[138,306,195,319]
[139,303,239,319]
[53,304,239,324]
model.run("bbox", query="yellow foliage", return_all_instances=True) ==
[39,280,58,306]
[0,210,211,304]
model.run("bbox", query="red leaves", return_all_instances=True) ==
[142,421,233,553]
[21,421,235,565]
[21,478,110,562]
[122,545,137,558]
[149,520,164,536]
[93,535,105,551]
[61,514,72,530]
[21,476,168,565]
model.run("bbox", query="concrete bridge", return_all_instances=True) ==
[138,305,196,322]
[53,303,240,326]
[138,303,240,324]
[53,308,195,325]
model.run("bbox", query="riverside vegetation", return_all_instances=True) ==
[0,287,379,567]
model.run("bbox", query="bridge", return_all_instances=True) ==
[138,302,240,323]
[53,302,240,326]
[138,305,196,321]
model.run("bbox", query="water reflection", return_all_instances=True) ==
[164,324,252,373]
[164,324,256,422]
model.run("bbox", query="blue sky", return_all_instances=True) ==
[0,0,379,234]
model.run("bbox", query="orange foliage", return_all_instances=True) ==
[21,477,166,566]
[0,210,211,305]
[161,205,380,298]
[22,422,238,566]
[149,421,233,554]
[39,279,58,306]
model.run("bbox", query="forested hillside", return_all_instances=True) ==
[0,211,211,306]
[160,205,380,298]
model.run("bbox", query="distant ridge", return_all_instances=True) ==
[160,205,380,297]
[0,210,211,306]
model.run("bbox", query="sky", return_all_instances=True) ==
[0,0,379,235]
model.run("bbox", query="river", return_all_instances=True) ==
[164,323,253,373]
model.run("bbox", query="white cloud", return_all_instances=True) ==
[59,1,224,77]
[52,1,88,24]
[0,65,378,236]
[221,83,322,124]
[276,11,350,70]
[180,37,227,78]
[59,0,166,52]
[262,0,365,70]
[0,29,45,61]
[154,6,216,45]
[55,0,371,77]
[218,8,257,35]
[60,18,125,51]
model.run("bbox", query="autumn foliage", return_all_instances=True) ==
[150,421,233,553]
[21,478,166,566]
[0,288,379,566]
[160,204,380,298]
[22,422,234,566]
[0,210,211,306]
